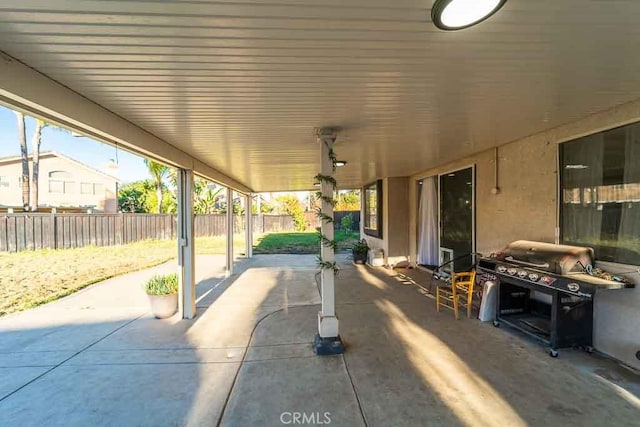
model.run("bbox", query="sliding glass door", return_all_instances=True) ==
[439,166,475,272]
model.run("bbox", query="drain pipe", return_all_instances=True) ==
[491,146,501,195]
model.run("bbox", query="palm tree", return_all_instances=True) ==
[194,182,224,214]
[30,119,47,212]
[144,159,169,213]
[15,111,29,211]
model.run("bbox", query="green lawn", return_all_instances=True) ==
[0,234,247,317]
[253,230,360,254]
[0,230,359,317]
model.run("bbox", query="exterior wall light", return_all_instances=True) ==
[431,0,507,30]
[334,160,347,167]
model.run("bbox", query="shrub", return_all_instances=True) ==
[144,273,178,295]
[340,213,355,232]
[275,194,308,231]
[352,238,369,254]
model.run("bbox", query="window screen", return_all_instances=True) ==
[560,123,640,265]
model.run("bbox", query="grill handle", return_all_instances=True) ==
[505,256,549,269]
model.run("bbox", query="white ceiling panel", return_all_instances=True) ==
[1,0,640,191]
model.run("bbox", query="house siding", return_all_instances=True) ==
[0,154,118,212]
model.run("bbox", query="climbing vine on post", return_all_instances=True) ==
[315,140,339,276]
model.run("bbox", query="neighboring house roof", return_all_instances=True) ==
[0,151,121,183]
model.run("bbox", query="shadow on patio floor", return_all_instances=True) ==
[0,255,638,426]
[220,258,640,427]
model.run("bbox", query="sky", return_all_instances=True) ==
[0,104,149,183]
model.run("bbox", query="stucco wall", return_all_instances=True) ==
[407,99,640,369]
[386,177,410,263]
[0,155,118,212]
[593,262,640,369]
[361,177,410,265]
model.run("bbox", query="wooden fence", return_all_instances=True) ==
[0,213,295,252]
[0,211,358,252]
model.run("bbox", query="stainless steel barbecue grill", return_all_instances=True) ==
[477,240,634,357]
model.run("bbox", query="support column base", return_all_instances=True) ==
[316,312,342,355]
[318,311,339,337]
[313,334,344,356]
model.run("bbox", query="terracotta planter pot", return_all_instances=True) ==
[147,293,178,319]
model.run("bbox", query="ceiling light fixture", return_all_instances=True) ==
[334,160,347,167]
[431,0,507,31]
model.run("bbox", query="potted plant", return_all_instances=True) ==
[352,239,369,264]
[144,273,179,319]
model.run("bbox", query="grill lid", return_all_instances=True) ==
[495,240,594,275]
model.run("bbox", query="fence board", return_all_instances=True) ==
[127,215,133,245]
[33,216,42,250]
[58,216,64,249]
[25,216,34,251]
[96,216,101,246]
[0,216,7,252]
[75,216,83,248]
[9,216,17,252]
[63,216,70,249]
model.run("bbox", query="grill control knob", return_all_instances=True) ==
[497,265,507,273]
[541,276,554,285]
[528,273,540,282]
[517,270,528,278]
[507,268,517,276]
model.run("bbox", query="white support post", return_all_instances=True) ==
[226,187,234,276]
[257,195,263,233]
[245,193,253,258]
[177,169,195,319]
[317,134,339,340]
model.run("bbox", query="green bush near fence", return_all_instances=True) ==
[340,213,355,233]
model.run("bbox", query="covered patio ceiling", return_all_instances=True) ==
[1,1,640,192]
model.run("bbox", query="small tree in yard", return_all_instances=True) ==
[118,180,153,212]
[144,159,170,214]
[341,213,355,233]
[30,119,47,212]
[15,111,29,211]
[193,180,224,214]
[118,180,176,213]
[275,194,307,231]
[336,190,360,211]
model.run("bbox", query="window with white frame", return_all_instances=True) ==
[48,171,75,194]
[81,182,104,195]
[560,122,640,265]
[0,176,9,188]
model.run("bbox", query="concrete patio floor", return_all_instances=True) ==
[0,254,638,426]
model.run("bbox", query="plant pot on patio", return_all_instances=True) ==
[352,239,370,264]
[144,273,179,319]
